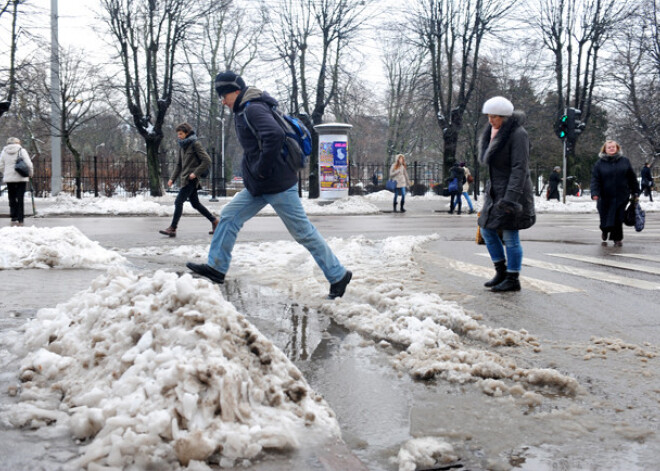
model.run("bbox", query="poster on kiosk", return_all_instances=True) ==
[315,123,353,200]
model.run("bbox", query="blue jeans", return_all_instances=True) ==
[393,187,406,204]
[480,227,522,273]
[208,185,346,283]
[460,191,474,211]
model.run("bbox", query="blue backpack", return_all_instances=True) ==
[241,102,312,170]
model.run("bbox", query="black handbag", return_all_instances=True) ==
[14,155,30,177]
[623,200,636,227]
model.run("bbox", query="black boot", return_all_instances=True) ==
[491,272,521,292]
[484,260,507,287]
[400,201,406,212]
[393,202,398,212]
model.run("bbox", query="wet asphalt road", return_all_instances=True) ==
[1,197,659,470]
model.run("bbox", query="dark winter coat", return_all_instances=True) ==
[169,134,211,188]
[477,111,536,231]
[548,171,561,199]
[233,87,297,196]
[447,165,465,194]
[590,153,639,229]
[641,165,653,187]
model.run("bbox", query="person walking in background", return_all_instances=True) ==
[641,162,654,202]
[547,166,561,201]
[591,140,639,247]
[159,123,218,238]
[186,70,352,299]
[459,162,475,214]
[0,137,34,226]
[447,161,465,214]
[389,154,411,212]
[477,97,536,292]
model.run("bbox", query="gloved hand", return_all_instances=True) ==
[494,199,522,215]
[631,194,639,203]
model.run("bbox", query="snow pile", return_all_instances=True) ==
[122,235,579,400]
[257,196,380,216]
[584,337,658,361]
[34,194,190,217]
[0,226,126,269]
[1,269,339,469]
[396,437,458,471]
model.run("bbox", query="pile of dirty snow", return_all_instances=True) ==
[0,226,126,269]
[1,269,339,469]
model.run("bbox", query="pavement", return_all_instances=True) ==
[1,194,659,470]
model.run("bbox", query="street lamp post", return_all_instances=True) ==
[94,142,105,197]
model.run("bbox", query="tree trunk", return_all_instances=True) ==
[146,140,163,197]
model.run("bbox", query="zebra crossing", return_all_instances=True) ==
[447,251,660,293]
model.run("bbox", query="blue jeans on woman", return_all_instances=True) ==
[208,184,347,283]
[480,228,522,272]
[393,187,406,205]
[460,191,474,211]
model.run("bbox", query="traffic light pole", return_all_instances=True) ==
[562,138,567,204]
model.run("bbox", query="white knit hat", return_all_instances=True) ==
[482,96,514,116]
[6,137,20,145]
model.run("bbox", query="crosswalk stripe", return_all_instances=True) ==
[548,253,660,275]
[435,255,581,294]
[612,253,660,263]
[521,257,660,291]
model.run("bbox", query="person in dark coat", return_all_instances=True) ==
[186,71,351,299]
[590,140,640,247]
[547,166,561,201]
[641,162,654,202]
[477,96,536,292]
[447,161,465,214]
[159,123,218,237]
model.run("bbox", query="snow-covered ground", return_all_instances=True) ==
[3,191,658,217]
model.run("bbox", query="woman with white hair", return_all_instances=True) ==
[0,137,34,226]
[477,97,536,292]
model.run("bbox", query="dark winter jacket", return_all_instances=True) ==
[477,111,536,231]
[548,171,561,199]
[448,165,465,194]
[169,134,211,188]
[641,165,653,187]
[233,87,297,196]
[590,153,639,229]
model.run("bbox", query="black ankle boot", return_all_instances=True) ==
[484,260,507,287]
[491,272,521,292]
[400,202,406,212]
[393,202,398,212]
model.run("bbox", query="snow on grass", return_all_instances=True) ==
[0,226,126,269]
[1,268,339,469]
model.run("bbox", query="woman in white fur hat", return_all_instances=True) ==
[477,96,536,292]
[0,137,34,226]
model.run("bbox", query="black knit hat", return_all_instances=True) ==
[214,71,246,97]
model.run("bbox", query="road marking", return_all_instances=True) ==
[612,253,660,263]
[521,257,660,291]
[548,253,660,275]
[433,255,581,294]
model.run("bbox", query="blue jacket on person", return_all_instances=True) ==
[232,87,298,196]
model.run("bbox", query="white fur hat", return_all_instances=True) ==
[482,96,514,116]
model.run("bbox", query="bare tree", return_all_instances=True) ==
[100,0,215,196]
[411,0,516,174]
[1,0,29,114]
[609,0,660,165]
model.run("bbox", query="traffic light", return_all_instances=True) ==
[567,107,585,140]
[0,101,10,117]
[554,112,569,139]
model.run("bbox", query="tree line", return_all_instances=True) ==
[0,0,658,198]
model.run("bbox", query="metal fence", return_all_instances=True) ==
[23,155,445,197]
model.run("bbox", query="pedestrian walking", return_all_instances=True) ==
[159,123,218,238]
[477,96,536,292]
[389,154,411,212]
[0,137,34,226]
[590,140,640,247]
[641,162,654,202]
[459,162,475,214]
[186,71,352,299]
[547,166,561,201]
[447,161,465,214]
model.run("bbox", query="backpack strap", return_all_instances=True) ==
[239,101,263,152]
